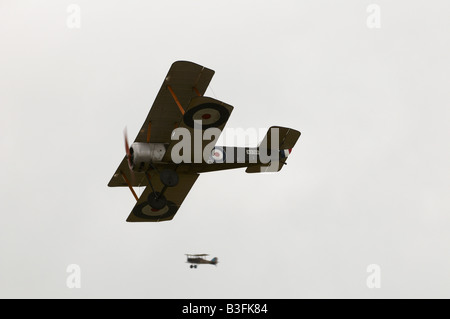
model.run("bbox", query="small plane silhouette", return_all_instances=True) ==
[185,254,218,268]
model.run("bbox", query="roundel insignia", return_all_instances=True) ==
[132,201,178,221]
[141,204,169,217]
[210,147,225,163]
[183,102,230,130]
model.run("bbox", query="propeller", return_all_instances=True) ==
[123,127,136,185]
[124,127,133,170]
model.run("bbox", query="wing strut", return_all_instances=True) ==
[167,85,185,115]
[120,171,138,201]
[193,86,201,97]
[146,121,152,143]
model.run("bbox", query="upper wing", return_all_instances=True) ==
[163,95,234,163]
[126,171,199,222]
[136,61,215,144]
[108,61,214,187]
[185,254,209,256]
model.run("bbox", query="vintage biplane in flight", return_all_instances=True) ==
[108,61,301,222]
[185,254,218,269]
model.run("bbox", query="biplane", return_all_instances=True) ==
[185,254,218,268]
[108,61,301,222]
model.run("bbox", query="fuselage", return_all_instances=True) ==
[129,144,291,174]
[187,257,218,265]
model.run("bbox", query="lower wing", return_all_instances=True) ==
[126,172,199,222]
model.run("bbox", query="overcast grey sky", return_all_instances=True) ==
[1,0,450,298]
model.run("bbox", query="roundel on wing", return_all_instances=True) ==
[183,103,230,130]
[141,204,169,217]
[132,201,178,221]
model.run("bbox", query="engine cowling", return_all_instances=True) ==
[129,143,166,171]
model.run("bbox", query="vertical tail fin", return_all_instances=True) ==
[246,126,301,173]
[211,257,219,265]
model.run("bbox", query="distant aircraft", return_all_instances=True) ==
[108,61,301,222]
[186,254,218,269]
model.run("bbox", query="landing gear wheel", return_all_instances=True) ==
[160,169,179,187]
[147,192,167,210]
[190,265,193,269]
[194,265,197,269]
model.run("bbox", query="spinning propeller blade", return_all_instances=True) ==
[124,127,132,170]
[123,127,136,184]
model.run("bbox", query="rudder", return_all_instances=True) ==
[246,126,301,173]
